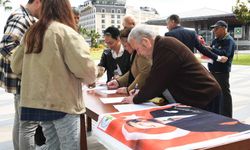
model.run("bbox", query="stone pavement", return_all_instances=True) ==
[0,64,250,150]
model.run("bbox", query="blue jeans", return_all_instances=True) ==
[13,94,20,150]
[40,114,80,150]
[19,121,41,150]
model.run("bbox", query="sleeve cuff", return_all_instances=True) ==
[216,56,222,62]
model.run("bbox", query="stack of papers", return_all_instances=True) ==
[95,89,117,97]
[114,102,159,112]
[100,97,125,104]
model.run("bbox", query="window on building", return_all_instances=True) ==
[111,9,115,13]
[117,9,121,13]
[111,14,115,18]
[102,25,105,29]
[117,15,120,19]
[102,14,105,18]
[117,20,120,24]
[101,8,106,13]
[111,20,115,24]
[102,19,105,23]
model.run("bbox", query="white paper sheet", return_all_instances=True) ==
[94,89,117,97]
[100,97,125,104]
[98,90,117,94]
[113,103,158,112]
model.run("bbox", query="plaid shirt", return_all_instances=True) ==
[0,5,36,94]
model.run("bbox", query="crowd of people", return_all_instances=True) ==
[0,0,235,149]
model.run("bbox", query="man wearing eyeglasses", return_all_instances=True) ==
[207,20,236,118]
[98,26,131,82]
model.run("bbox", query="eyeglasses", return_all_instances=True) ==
[105,40,116,46]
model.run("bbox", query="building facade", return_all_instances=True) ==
[79,0,126,36]
[145,8,250,50]
[79,0,160,37]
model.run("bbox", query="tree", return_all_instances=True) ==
[233,0,250,24]
[88,29,101,48]
[79,26,100,48]
[233,0,250,39]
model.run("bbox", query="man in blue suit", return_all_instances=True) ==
[165,14,228,63]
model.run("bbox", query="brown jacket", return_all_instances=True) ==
[133,36,221,109]
[117,53,152,91]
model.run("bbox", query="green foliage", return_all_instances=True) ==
[233,54,250,65]
[232,0,250,24]
[79,26,101,48]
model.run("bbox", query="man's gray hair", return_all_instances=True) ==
[128,25,156,43]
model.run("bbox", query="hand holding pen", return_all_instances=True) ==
[122,83,139,104]
[130,83,138,95]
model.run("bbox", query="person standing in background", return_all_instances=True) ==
[11,0,97,149]
[72,6,80,30]
[165,14,228,63]
[0,0,46,149]
[208,20,236,118]
[122,15,136,29]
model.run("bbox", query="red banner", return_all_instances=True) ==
[97,104,250,150]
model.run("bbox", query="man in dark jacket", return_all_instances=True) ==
[98,26,131,82]
[165,14,228,63]
[123,26,223,115]
[207,20,236,118]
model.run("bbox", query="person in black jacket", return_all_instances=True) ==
[98,26,131,82]
[165,14,228,63]
[207,20,236,118]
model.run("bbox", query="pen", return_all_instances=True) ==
[132,83,138,95]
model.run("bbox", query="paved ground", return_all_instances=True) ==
[0,64,250,150]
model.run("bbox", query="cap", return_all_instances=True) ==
[210,20,228,28]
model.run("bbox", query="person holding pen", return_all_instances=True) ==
[122,25,223,115]
[107,28,152,94]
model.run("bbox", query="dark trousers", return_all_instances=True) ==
[211,72,232,118]
[204,92,223,115]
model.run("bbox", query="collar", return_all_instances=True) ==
[171,26,183,31]
[111,45,125,59]
[222,33,229,40]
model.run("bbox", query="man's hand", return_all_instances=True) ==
[87,82,96,88]
[121,95,134,104]
[116,87,127,94]
[219,56,228,63]
[107,80,119,89]
[205,46,212,50]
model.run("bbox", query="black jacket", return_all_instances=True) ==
[165,26,219,61]
[208,34,236,73]
[98,49,131,82]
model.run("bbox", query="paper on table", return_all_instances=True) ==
[95,89,117,97]
[113,102,158,112]
[100,97,125,104]
[98,89,117,94]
